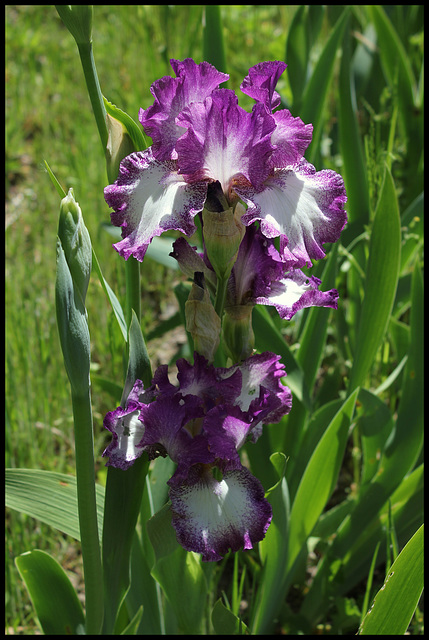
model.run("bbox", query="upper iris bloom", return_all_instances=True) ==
[104,59,347,266]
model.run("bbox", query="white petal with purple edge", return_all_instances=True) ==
[237,159,347,267]
[103,410,145,470]
[104,150,207,262]
[170,466,272,561]
[257,269,339,320]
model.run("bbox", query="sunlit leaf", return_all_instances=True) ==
[6,468,105,540]
[15,549,85,635]
[359,525,423,635]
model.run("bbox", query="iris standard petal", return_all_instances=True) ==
[240,60,287,112]
[104,149,207,261]
[237,158,347,267]
[139,58,229,161]
[169,465,272,561]
[270,109,313,168]
[175,89,275,197]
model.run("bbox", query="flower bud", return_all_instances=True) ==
[105,113,136,184]
[55,240,91,397]
[222,305,255,363]
[55,5,93,45]
[202,202,246,280]
[57,189,92,304]
[185,272,221,362]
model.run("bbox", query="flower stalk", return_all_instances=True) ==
[55,191,103,634]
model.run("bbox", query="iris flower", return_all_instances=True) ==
[172,223,339,322]
[104,59,347,267]
[103,351,292,561]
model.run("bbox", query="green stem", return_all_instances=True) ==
[125,257,141,326]
[214,273,228,319]
[71,389,104,635]
[77,42,108,153]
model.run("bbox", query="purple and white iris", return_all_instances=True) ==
[104,58,347,268]
[103,352,292,561]
[103,58,347,560]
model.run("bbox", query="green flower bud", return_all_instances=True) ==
[55,5,93,45]
[56,189,92,396]
[222,305,255,363]
[202,202,246,280]
[105,113,135,184]
[57,189,92,304]
[185,272,221,362]
[56,239,91,397]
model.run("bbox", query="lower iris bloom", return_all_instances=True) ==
[103,352,292,561]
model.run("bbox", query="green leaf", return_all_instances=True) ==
[211,598,248,635]
[44,160,66,198]
[147,504,208,634]
[102,456,150,634]
[92,247,128,342]
[121,309,153,403]
[338,16,369,237]
[300,7,350,164]
[359,525,423,635]
[5,468,105,541]
[250,453,290,635]
[120,605,143,635]
[348,166,401,392]
[15,549,85,635]
[302,464,423,622]
[253,305,311,410]
[285,5,310,109]
[287,388,359,572]
[203,6,227,76]
[367,6,417,126]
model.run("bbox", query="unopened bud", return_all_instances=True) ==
[105,113,135,183]
[56,5,93,46]
[222,305,255,363]
[185,272,221,362]
[58,189,92,304]
[202,202,246,280]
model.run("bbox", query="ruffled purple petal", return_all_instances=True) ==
[137,394,196,462]
[175,89,275,196]
[234,352,292,424]
[176,352,243,411]
[227,224,285,306]
[240,61,287,112]
[237,158,347,268]
[256,268,339,320]
[202,405,254,464]
[169,465,272,561]
[270,109,313,168]
[104,149,207,261]
[139,58,229,161]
